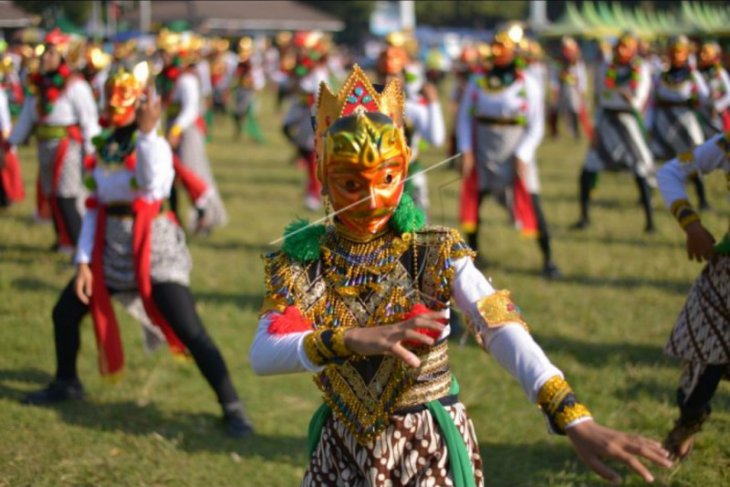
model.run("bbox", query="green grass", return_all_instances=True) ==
[1,89,728,487]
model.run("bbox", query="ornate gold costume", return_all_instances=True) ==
[263,226,474,442]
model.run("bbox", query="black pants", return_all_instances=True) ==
[677,364,726,422]
[52,279,239,407]
[52,197,83,245]
[466,192,553,265]
[577,169,654,230]
[0,179,8,207]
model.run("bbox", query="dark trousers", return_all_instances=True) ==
[677,364,726,422]
[53,197,83,245]
[52,279,239,407]
[465,192,553,265]
[577,169,654,230]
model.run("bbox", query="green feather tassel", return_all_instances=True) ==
[390,193,425,234]
[281,218,326,263]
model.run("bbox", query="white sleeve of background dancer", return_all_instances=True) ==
[450,257,563,403]
[0,90,11,136]
[70,80,101,154]
[171,75,199,132]
[515,77,545,163]
[577,61,588,95]
[692,70,710,105]
[136,129,174,198]
[715,69,730,112]
[75,208,98,264]
[249,313,324,375]
[424,102,446,146]
[657,133,726,207]
[456,81,476,153]
[8,96,37,146]
[632,63,652,111]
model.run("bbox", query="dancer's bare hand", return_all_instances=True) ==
[461,151,474,178]
[137,88,161,135]
[567,420,673,484]
[684,220,715,262]
[343,312,446,368]
[514,157,528,181]
[74,263,93,304]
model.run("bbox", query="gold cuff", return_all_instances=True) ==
[537,376,592,434]
[303,328,353,367]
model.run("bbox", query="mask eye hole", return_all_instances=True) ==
[344,180,358,192]
[384,174,394,184]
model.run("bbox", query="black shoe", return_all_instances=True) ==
[222,406,254,438]
[22,379,85,405]
[570,219,589,230]
[542,262,562,280]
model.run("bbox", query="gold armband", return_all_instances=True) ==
[475,290,528,333]
[670,199,700,229]
[303,327,353,366]
[537,376,592,434]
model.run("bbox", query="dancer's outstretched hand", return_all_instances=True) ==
[566,420,673,484]
[344,312,446,368]
[684,220,715,262]
[74,263,93,304]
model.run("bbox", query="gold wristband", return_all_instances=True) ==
[537,376,592,434]
[169,125,183,138]
[554,403,593,431]
[331,327,350,357]
[303,328,353,367]
[678,212,700,229]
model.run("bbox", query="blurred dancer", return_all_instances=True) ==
[649,35,710,210]
[157,30,227,234]
[22,64,253,438]
[573,32,655,233]
[458,29,560,279]
[8,29,100,251]
[548,36,590,140]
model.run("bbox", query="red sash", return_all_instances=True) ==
[172,154,208,206]
[47,125,82,246]
[86,154,187,376]
[0,139,24,202]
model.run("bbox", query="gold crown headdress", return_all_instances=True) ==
[315,65,407,181]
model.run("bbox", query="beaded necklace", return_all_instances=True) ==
[157,55,185,104]
[29,62,73,116]
[474,62,528,125]
[320,228,413,298]
[604,60,640,91]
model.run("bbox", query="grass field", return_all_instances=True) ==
[1,86,729,487]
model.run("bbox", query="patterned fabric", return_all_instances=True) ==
[473,123,525,194]
[665,255,730,376]
[302,402,484,487]
[584,110,654,177]
[102,214,191,291]
[649,107,704,160]
[178,125,228,229]
[264,226,475,443]
[37,139,84,197]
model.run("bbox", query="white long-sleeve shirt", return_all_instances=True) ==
[700,66,730,113]
[75,130,174,264]
[657,133,729,208]
[405,97,445,161]
[170,72,201,132]
[456,72,545,164]
[8,77,100,154]
[249,256,563,405]
[0,89,11,138]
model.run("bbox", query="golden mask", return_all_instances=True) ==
[315,65,410,239]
